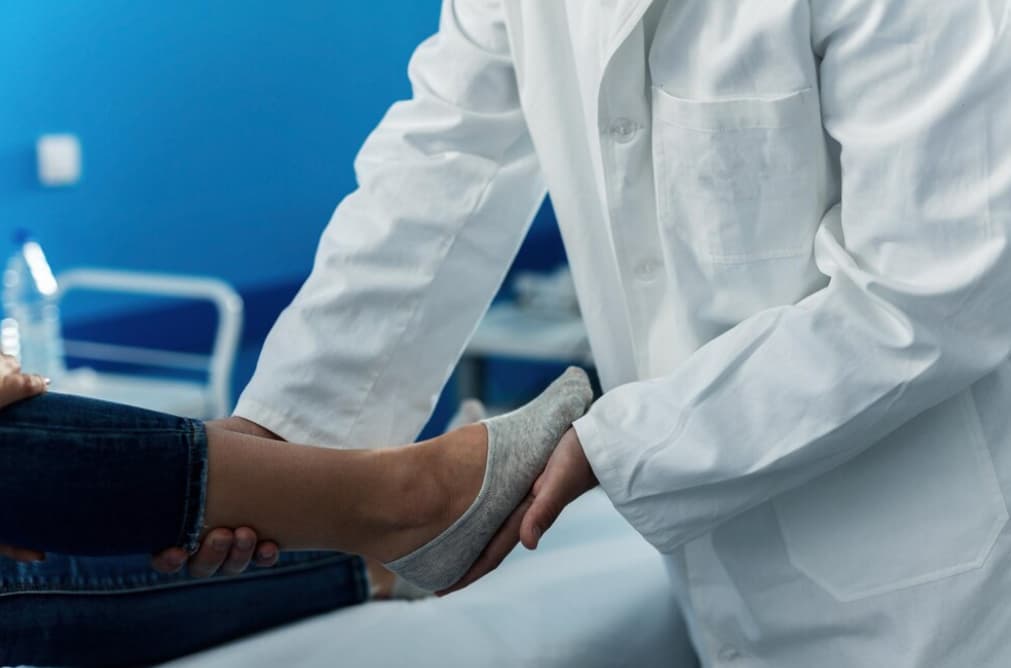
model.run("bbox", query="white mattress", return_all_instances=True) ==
[164,490,698,668]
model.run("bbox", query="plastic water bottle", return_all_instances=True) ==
[1,230,64,379]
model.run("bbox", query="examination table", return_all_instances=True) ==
[165,490,698,667]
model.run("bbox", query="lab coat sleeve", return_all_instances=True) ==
[234,0,544,447]
[575,1,1011,552]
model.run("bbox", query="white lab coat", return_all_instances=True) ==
[236,1,1011,665]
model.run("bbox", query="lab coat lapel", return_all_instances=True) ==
[600,0,657,74]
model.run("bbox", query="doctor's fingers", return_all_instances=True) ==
[0,544,46,563]
[218,527,267,575]
[151,532,279,576]
[186,528,238,578]
[519,429,598,550]
[188,529,277,577]
[151,546,189,574]
[252,539,279,568]
[0,372,46,409]
[436,494,532,597]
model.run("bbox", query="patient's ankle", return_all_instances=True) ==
[361,427,486,563]
[359,446,445,560]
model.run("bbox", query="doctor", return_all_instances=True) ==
[193,1,1011,664]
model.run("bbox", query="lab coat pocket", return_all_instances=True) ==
[652,87,823,263]
[773,391,1009,602]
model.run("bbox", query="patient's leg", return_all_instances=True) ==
[0,368,591,590]
[203,367,593,590]
[0,392,212,556]
[201,421,489,561]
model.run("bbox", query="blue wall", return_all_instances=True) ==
[0,0,444,320]
[0,1,571,432]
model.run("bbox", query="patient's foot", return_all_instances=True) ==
[381,367,593,592]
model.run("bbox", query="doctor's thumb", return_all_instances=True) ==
[520,492,562,550]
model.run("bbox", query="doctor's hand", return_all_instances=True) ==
[151,416,282,577]
[151,528,280,578]
[518,427,599,550]
[438,427,598,595]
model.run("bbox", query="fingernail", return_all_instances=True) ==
[43,377,51,386]
[258,548,275,560]
[237,537,254,550]
[211,539,228,551]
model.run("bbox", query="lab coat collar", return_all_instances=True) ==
[602,0,658,68]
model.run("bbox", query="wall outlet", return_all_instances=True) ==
[37,134,82,187]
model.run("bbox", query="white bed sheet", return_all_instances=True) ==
[164,490,698,668]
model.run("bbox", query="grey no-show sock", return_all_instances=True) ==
[384,366,594,592]
[390,574,435,601]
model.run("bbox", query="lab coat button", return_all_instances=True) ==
[634,258,660,283]
[608,117,639,143]
[718,646,741,662]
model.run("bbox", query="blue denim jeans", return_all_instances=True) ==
[0,393,369,666]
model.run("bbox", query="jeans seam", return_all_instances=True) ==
[0,553,366,597]
[350,555,369,602]
[177,420,209,552]
[0,424,196,434]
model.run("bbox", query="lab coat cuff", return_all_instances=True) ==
[572,413,617,490]
[232,394,325,445]
[573,413,665,549]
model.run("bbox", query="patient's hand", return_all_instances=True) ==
[0,354,48,563]
[0,354,46,409]
[150,416,282,577]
